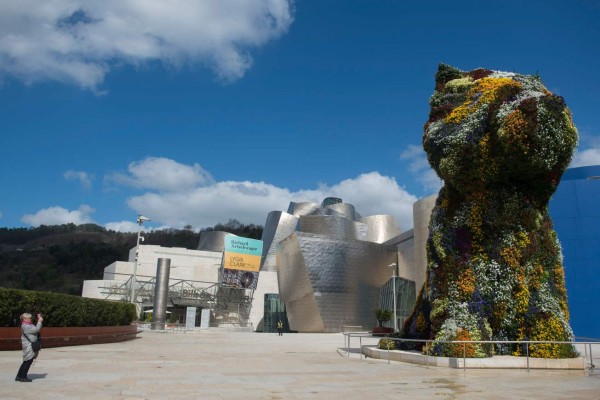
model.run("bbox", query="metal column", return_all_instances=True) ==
[152,258,171,330]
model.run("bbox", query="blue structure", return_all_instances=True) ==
[549,165,600,339]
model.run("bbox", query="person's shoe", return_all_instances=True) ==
[16,377,32,382]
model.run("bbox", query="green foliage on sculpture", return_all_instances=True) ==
[403,64,578,358]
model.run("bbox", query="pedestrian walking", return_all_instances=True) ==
[276,320,283,336]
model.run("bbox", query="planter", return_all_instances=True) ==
[0,325,140,351]
[372,327,394,336]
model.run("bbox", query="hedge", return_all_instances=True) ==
[0,287,137,327]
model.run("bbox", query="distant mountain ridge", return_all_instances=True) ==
[0,220,262,295]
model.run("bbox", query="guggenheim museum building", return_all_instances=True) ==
[82,166,600,337]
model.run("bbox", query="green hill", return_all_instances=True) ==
[0,220,262,295]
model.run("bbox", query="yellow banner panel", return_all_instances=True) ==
[223,253,261,272]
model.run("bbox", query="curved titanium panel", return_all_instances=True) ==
[353,221,369,241]
[276,234,324,332]
[412,195,437,291]
[261,211,285,259]
[287,202,320,217]
[277,232,397,332]
[325,203,356,220]
[298,215,358,240]
[357,215,402,244]
[260,211,299,271]
[197,231,233,252]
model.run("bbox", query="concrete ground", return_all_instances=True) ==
[0,330,598,400]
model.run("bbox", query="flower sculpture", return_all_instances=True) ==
[403,64,578,358]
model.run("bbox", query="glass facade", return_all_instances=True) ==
[549,165,600,338]
[379,277,416,330]
[321,197,343,206]
[263,293,289,333]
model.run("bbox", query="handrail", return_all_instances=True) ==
[340,325,363,332]
[341,333,599,372]
[343,331,378,358]
[210,322,254,328]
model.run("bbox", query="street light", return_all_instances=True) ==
[388,263,398,332]
[130,214,151,303]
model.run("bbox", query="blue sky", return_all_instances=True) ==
[1,0,599,232]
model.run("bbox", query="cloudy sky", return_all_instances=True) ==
[1,0,599,232]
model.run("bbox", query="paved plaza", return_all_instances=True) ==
[1,330,598,400]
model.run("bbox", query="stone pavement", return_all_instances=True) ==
[0,330,598,400]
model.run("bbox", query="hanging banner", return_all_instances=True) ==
[221,236,263,289]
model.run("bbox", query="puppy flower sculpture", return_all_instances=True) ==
[404,64,578,358]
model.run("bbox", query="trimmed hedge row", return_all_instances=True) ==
[0,287,136,327]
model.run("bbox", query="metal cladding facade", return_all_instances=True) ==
[197,231,231,252]
[277,232,397,332]
[287,202,320,217]
[358,215,402,244]
[260,211,299,272]
[298,215,366,240]
[549,165,600,338]
[261,198,402,332]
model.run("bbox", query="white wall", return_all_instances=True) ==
[81,279,128,300]
[126,245,222,282]
[247,270,279,331]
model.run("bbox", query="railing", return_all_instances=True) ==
[99,273,255,313]
[210,322,254,329]
[137,322,186,333]
[340,325,363,333]
[342,331,378,358]
[342,333,599,373]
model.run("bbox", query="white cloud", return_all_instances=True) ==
[105,220,142,233]
[21,204,95,226]
[64,169,93,190]
[111,158,419,230]
[291,172,418,230]
[106,157,214,192]
[105,220,166,233]
[571,147,600,168]
[0,0,294,90]
[400,144,442,193]
[126,180,292,229]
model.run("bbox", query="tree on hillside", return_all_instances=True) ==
[0,220,263,294]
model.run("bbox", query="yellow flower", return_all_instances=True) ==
[514,285,529,315]
[500,109,530,154]
[445,77,522,124]
[529,317,569,358]
[457,268,476,298]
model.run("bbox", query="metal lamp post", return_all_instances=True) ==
[388,263,398,332]
[130,214,150,303]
